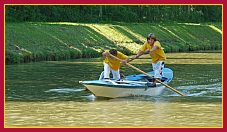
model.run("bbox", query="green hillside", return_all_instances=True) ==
[5,22,222,64]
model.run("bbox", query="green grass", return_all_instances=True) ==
[5,22,222,64]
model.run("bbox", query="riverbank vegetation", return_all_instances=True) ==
[5,5,222,64]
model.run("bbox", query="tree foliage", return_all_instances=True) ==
[5,5,222,23]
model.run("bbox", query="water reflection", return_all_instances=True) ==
[5,98,222,127]
[5,55,222,127]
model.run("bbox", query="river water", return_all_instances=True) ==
[5,53,222,127]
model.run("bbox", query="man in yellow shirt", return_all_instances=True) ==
[131,33,166,85]
[102,49,129,81]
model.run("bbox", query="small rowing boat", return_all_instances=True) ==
[79,68,173,98]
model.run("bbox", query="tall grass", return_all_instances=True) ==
[5,22,222,64]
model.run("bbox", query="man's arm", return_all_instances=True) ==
[144,45,158,54]
[121,58,130,64]
[130,51,144,62]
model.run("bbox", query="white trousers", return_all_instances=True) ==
[152,61,164,79]
[103,62,120,80]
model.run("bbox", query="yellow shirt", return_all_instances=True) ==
[140,41,166,63]
[103,50,128,70]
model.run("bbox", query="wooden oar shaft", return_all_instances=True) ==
[109,54,185,96]
[126,63,185,96]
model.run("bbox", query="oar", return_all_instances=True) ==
[109,54,186,96]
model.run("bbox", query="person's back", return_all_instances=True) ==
[102,49,129,80]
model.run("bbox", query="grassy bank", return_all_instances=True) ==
[5,22,222,64]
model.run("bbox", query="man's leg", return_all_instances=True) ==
[152,61,165,84]
[111,69,120,81]
[103,62,110,80]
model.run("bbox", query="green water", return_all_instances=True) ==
[5,53,222,127]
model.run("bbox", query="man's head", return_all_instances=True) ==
[147,33,157,45]
[109,49,117,56]
[147,33,156,41]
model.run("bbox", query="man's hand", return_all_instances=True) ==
[144,49,150,54]
[121,59,127,64]
[102,51,110,57]
[128,56,137,63]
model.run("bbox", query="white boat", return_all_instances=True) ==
[79,68,173,98]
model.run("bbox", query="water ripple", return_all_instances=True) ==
[45,88,85,93]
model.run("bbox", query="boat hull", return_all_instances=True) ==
[83,83,165,98]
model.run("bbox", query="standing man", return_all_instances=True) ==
[102,49,129,81]
[131,33,166,85]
